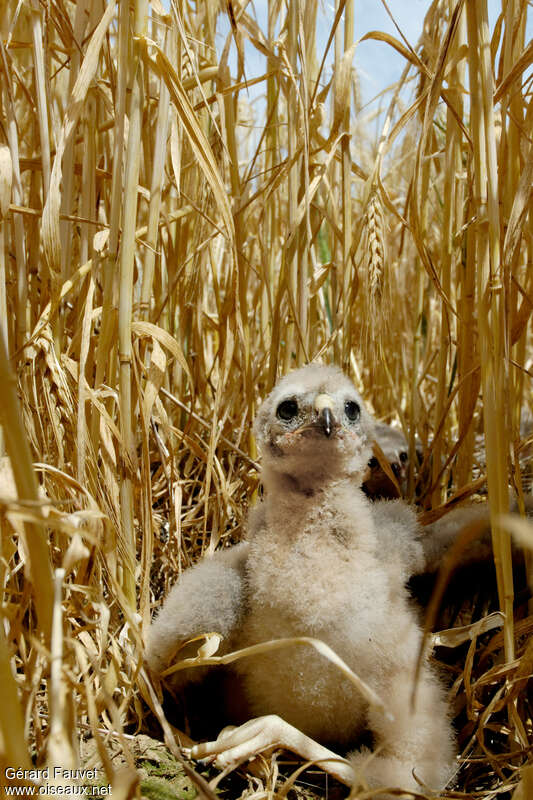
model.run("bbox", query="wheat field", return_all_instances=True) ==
[0,0,532,797]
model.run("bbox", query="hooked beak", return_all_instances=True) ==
[314,393,335,437]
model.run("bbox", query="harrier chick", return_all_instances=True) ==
[364,421,411,499]
[147,364,456,797]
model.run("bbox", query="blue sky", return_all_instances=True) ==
[214,1,531,116]
[343,0,531,106]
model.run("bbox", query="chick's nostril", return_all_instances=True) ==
[391,462,401,477]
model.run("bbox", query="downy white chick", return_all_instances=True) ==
[147,364,456,796]
[363,421,410,499]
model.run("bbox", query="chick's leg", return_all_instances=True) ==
[349,668,456,796]
[190,715,355,785]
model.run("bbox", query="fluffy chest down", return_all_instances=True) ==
[236,494,415,744]
[248,521,386,626]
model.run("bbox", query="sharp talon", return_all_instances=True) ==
[197,756,216,767]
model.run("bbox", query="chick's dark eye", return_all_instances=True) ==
[368,456,379,469]
[399,451,408,463]
[344,400,360,421]
[276,399,298,421]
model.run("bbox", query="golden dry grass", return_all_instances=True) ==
[0,0,532,797]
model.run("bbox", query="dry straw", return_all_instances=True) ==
[0,0,532,796]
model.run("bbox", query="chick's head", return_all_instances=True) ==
[254,364,375,484]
